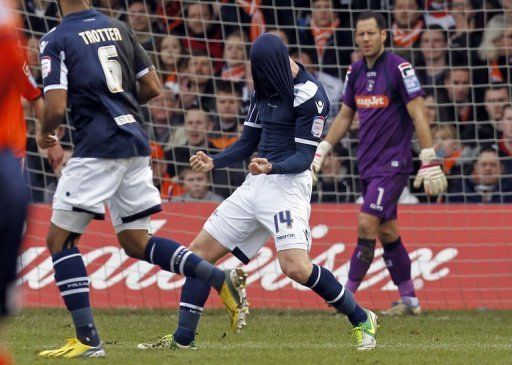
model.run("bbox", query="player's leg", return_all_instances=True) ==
[117,227,226,293]
[39,157,113,358]
[0,150,29,365]
[277,248,378,350]
[379,219,421,316]
[157,178,268,349]
[137,193,263,349]
[345,212,380,293]
[262,172,378,350]
[170,231,230,349]
[111,156,245,298]
[111,157,250,348]
[119,228,227,349]
[137,230,232,350]
[109,156,225,294]
[39,216,106,358]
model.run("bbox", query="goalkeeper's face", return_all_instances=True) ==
[355,18,386,58]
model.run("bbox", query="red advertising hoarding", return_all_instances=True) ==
[18,204,512,310]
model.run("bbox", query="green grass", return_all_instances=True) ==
[5,309,512,365]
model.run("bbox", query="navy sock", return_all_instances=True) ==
[145,237,225,291]
[173,278,211,346]
[305,264,368,326]
[52,247,100,346]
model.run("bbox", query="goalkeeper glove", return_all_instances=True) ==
[311,141,332,184]
[413,147,448,196]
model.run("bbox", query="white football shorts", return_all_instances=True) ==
[52,156,161,232]
[204,171,313,264]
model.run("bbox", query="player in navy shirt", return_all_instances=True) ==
[36,0,248,358]
[138,34,379,351]
[312,12,447,316]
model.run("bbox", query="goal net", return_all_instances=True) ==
[14,0,512,310]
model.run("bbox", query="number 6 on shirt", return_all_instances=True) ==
[98,45,123,93]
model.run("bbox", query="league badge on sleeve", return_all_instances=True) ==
[41,56,51,79]
[398,62,421,95]
[311,116,325,138]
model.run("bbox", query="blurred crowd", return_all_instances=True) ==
[19,0,512,204]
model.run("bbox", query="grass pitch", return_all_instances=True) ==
[5,308,512,365]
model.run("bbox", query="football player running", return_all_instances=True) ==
[139,33,379,351]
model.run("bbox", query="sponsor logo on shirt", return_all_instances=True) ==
[311,116,325,138]
[41,56,51,79]
[114,114,136,126]
[355,95,389,108]
[367,71,377,77]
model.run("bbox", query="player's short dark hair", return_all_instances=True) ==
[214,80,243,97]
[356,11,387,30]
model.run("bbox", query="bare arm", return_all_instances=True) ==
[42,89,67,133]
[33,96,64,168]
[407,96,433,150]
[31,96,44,126]
[37,89,66,149]
[324,103,356,146]
[137,69,162,104]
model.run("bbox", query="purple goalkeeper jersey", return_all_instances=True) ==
[342,51,425,178]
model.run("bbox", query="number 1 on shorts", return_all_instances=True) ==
[376,187,384,206]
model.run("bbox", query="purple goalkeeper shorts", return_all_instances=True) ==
[360,174,408,221]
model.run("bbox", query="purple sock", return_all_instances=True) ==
[382,237,416,298]
[346,238,376,293]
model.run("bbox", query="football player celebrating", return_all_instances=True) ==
[36,0,247,358]
[139,34,379,352]
[312,12,447,316]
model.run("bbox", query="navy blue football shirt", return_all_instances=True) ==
[40,9,152,158]
[252,65,330,162]
[212,34,330,175]
[213,64,330,174]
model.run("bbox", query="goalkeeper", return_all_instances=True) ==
[312,11,447,316]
